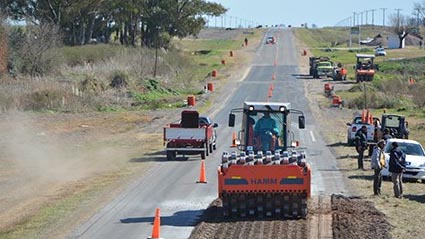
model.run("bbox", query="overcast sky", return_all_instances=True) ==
[210,0,421,28]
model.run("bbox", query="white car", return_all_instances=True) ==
[375,48,387,56]
[381,139,425,182]
[266,36,276,44]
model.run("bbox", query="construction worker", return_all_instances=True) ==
[355,125,368,169]
[254,112,279,151]
[389,142,406,198]
[370,139,386,196]
[244,37,248,46]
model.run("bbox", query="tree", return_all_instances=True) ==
[389,13,416,48]
[0,0,226,47]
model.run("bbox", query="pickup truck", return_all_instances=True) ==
[163,110,218,160]
[346,116,379,146]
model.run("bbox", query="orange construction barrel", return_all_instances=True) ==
[211,70,217,77]
[332,95,342,105]
[187,95,196,106]
[324,83,332,91]
[221,59,226,65]
[229,51,234,57]
[207,82,214,92]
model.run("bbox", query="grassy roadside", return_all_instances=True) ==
[296,27,425,239]
[0,28,265,239]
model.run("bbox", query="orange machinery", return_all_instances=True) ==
[355,54,377,83]
[217,102,311,218]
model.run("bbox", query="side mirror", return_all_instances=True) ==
[298,115,305,129]
[228,114,235,127]
[346,123,351,126]
[213,123,218,128]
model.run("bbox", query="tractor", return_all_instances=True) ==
[355,54,378,83]
[217,101,311,218]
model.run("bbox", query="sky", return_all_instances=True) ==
[210,0,422,28]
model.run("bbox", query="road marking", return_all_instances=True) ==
[310,131,316,142]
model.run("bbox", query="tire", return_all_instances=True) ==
[166,151,176,161]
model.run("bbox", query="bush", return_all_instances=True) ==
[24,89,64,111]
[9,23,63,77]
[110,70,129,89]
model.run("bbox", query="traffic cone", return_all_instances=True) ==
[197,160,207,183]
[272,73,276,80]
[270,83,274,91]
[231,132,237,147]
[148,208,162,239]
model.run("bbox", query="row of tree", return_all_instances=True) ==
[0,0,227,47]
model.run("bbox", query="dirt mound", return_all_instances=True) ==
[188,195,393,239]
[332,194,393,239]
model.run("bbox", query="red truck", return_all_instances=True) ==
[163,110,218,160]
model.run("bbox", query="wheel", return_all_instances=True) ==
[166,151,176,161]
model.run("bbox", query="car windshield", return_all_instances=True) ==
[384,142,425,156]
[318,62,331,67]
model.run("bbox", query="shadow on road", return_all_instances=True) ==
[327,142,346,148]
[403,194,425,203]
[130,152,204,163]
[291,74,312,80]
[348,174,373,181]
[120,209,205,227]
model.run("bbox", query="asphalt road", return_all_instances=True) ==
[70,28,349,239]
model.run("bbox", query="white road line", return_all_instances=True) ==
[310,130,316,142]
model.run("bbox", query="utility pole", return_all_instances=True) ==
[381,8,387,27]
[353,12,356,26]
[371,9,376,26]
[360,11,364,25]
[365,10,368,25]
[395,8,402,28]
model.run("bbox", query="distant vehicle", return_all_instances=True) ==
[360,38,374,45]
[375,48,387,56]
[355,54,378,82]
[266,36,276,44]
[381,139,425,183]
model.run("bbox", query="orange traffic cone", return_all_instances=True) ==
[197,160,207,183]
[148,208,162,239]
[270,83,274,91]
[231,132,237,147]
[272,73,276,80]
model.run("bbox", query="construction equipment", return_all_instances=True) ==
[309,56,333,79]
[378,114,409,140]
[355,54,378,83]
[163,110,218,160]
[217,102,311,218]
